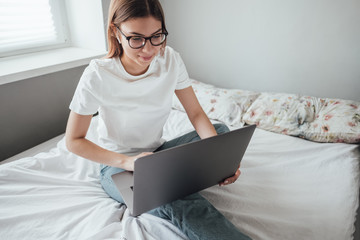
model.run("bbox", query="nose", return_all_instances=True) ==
[141,39,153,53]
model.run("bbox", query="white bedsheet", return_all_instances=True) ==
[1,109,359,240]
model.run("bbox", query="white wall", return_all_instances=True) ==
[160,0,360,101]
[65,0,107,51]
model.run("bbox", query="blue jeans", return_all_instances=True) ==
[100,124,251,240]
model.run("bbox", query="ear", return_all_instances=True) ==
[110,23,118,36]
[116,35,122,44]
[110,23,121,44]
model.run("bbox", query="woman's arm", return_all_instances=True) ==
[175,86,217,139]
[65,111,151,171]
[175,86,240,186]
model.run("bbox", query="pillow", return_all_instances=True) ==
[242,93,317,135]
[243,92,360,143]
[172,79,260,127]
[302,98,360,143]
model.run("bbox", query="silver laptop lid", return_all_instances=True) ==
[131,124,256,216]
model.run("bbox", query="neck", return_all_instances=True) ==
[120,55,149,76]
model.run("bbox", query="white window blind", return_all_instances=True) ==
[0,0,68,57]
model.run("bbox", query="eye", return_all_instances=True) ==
[131,36,144,42]
[151,34,161,39]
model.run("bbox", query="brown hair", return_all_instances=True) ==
[106,0,168,58]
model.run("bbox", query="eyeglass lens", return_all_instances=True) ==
[129,34,166,48]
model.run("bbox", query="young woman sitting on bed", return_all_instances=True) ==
[65,0,250,239]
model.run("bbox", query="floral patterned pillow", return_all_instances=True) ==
[303,99,360,143]
[242,93,317,135]
[243,93,360,143]
[173,79,360,143]
[172,79,260,127]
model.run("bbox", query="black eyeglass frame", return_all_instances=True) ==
[116,26,168,49]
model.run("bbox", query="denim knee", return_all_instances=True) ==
[100,166,126,204]
[213,123,230,134]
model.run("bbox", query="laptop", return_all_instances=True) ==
[111,124,256,216]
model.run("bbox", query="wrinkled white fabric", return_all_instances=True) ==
[0,110,359,240]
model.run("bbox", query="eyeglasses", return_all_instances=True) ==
[116,27,168,49]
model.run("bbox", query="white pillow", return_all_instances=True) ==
[303,98,360,143]
[243,92,360,143]
[173,79,260,127]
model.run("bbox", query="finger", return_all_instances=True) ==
[219,169,241,186]
[227,170,241,182]
[134,152,153,161]
[142,152,153,156]
[220,177,234,186]
[219,179,233,186]
[139,152,153,158]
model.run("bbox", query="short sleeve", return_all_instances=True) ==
[69,64,102,115]
[175,53,191,90]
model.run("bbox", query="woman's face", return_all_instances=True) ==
[117,16,163,76]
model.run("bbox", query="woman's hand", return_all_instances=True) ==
[219,164,241,186]
[120,152,153,171]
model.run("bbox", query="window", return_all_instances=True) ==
[0,0,69,57]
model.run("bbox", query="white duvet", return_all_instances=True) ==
[0,109,359,240]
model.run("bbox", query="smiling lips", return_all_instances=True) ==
[140,55,153,62]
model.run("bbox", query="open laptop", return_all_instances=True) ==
[111,124,256,216]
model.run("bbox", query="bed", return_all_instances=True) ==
[1,79,359,240]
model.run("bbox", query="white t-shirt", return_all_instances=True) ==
[69,46,191,155]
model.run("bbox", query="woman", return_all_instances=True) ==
[65,0,250,239]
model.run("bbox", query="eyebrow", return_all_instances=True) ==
[128,28,163,36]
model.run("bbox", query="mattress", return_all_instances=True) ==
[0,109,359,240]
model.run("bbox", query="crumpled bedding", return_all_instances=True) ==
[0,109,359,240]
[173,79,360,143]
